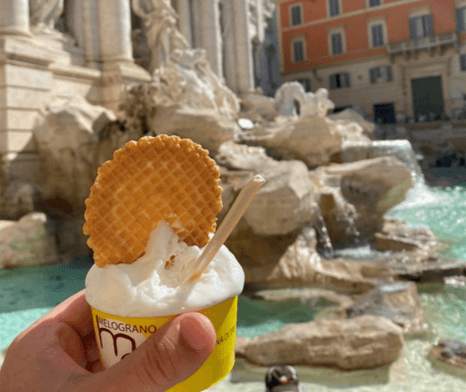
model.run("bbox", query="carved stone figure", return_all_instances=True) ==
[274,82,334,118]
[29,0,64,31]
[132,0,189,72]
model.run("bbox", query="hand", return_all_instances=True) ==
[0,290,216,392]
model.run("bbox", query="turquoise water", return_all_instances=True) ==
[237,296,321,338]
[387,179,466,260]
[208,283,466,392]
[0,258,90,349]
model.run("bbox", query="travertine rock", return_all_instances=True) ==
[328,108,375,139]
[264,233,377,293]
[217,142,316,235]
[0,180,40,220]
[391,260,466,282]
[148,106,237,153]
[32,96,117,211]
[0,212,60,269]
[314,186,360,245]
[375,233,423,252]
[346,282,425,334]
[240,115,343,167]
[122,49,240,152]
[315,157,413,237]
[430,339,466,372]
[227,225,378,293]
[240,93,277,122]
[328,119,370,143]
[239,315,404,370]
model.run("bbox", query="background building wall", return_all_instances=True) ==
[278,0,464,120]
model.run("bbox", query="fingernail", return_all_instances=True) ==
[180,313,214,351]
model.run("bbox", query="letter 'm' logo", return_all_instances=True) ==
[96,315,136,356]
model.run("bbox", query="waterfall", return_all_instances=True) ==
[312,205,334,258]
[342,140,439,208]
[341,140,423,183]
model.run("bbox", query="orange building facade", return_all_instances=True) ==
[277,0,466,122]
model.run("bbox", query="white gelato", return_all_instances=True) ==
[85,221,244,317]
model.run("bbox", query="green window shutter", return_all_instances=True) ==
[386,66,393,82]
[423,14,434,37]
[291,6,301,25]
[331,34,337,54]
[293,41,304,62]
[460,54,466,71]
[456,7,465,32]
[409,17,417,39]
[372,25,383,47]
[329,0,340,17]
[330,74,337,89]
[332,33,342,54]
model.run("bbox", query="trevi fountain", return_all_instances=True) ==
[0,1,466,391]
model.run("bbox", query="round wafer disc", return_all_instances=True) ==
[84,135,223,268]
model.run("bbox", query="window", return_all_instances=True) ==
[290,5,302,26]
[456,6,466,32]
[292,39,305,62]
[409,14,434,39]
[460,54,466,71]
[368,0,382,7]
[371,24,385,47]
[369,66,393,84]
[331,32,343,55]
[329,73,351,89]
[328,0,340,17]
[296,78,311,92]
[328,27,345,55]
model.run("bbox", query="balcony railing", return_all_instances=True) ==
[387,31,459,58]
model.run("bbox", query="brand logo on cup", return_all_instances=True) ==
[96,315,158,364]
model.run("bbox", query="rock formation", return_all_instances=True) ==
[30,96,142,261]
[239,116,344,167]
[237,315,404,370]
[217,141,316,235]
[121,49,240,153]
[0,181,40,220]
[312,157,413,239]
[346,282,425,335]
[0,212,60,269]
[328,108,375,139]
[430,339,466,373]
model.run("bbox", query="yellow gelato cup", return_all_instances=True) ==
[91,296,238,392]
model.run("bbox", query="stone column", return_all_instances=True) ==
[177,0,192,47]
[199,0,223,78]
[98,0,133,63]
[82,0,100,68]
[190,0,202,48]
[222,0,237,92]
[255,0,264,42]
[0,0,32,37]
[232,0,254,94]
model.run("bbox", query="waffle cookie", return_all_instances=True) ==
[83,135,223,268]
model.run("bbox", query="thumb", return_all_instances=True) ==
[91,312,216,392]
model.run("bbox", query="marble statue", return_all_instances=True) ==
[132,0,189,73]
[29,0,64,31]
[274,82,334,118]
